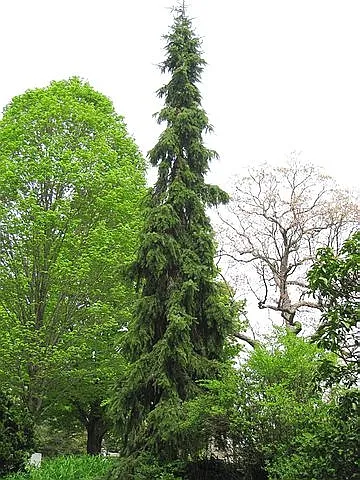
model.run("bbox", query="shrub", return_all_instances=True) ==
[106,453,184,480]
[267,389,360,480]
[108,454,246,480]
[0,391,34,476]
[185,459,244,480]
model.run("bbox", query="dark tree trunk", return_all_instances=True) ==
[85,402,108,455]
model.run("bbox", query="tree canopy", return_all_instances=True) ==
[0,77,146,452]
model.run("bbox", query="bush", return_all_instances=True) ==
[185,459,244,480]
[212,332,358,480]
[106,453,184,480]
[267,389,360,480]
[108,455,246,480]
[0,391,34,476]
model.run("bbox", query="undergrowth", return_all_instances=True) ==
[2,455,113,480]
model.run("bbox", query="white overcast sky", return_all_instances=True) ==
[1,0,360,189]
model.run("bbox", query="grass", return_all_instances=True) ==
[3,455,114,480]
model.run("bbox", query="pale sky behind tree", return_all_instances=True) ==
[1,0,360,190]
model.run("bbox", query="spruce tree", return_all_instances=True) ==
[111,5,236,475]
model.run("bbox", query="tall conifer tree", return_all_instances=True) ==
[111,5,236,475]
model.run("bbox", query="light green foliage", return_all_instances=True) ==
[242,333,331,477]
[184,331,337,479]
[308,231,359,367]
[267,388,359,480]
[0,77,146,448]
[186,330,359,479]
[3,455,114,480]
[109,6,237,479]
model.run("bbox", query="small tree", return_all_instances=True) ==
[183,331,341,480]
[218,157,359,334]
[110,5,237,478]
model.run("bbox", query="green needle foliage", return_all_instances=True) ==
[110,6,237,478]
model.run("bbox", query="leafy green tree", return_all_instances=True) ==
[186,329,359,480]
[110,6,237,478]
[308,231,359,368]
[0,77,146,453]
[42,320,129,455]
[184,331,335,479]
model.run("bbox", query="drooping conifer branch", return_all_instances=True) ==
[110,7,237,477]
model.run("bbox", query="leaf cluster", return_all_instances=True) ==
[308,231,359,364]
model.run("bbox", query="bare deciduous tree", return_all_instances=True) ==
[217,156,359,334]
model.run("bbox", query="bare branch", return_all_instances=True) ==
[217,157,359,331]
[291,300,322,311]
[233,332,259,349]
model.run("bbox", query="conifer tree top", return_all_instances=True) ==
[149,5,228,206]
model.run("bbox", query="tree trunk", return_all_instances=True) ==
[85,402,108,455]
